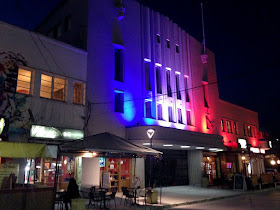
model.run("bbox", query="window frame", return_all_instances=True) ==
[178,108,183,124]
[168,106,173,122]
[166,70,172,97]
[73,81,86,105]
[40,73,67,102]
[115,47,124,82]
[114,90,124,113]
[157,103,163,120]
[175,73,181,100]
[16,67,33,95]
[186,110,192,125]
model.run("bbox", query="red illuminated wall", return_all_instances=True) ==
[219,99,263,149]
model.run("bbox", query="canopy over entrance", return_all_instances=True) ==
[60,132,162,156]
[0,141,57,158]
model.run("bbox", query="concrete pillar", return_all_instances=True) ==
[187,150,203,186]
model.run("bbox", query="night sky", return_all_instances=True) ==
[0,0,279,139]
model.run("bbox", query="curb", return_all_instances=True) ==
[155,187,280,209]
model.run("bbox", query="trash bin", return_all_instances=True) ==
[71,198,86,210]
[147,190,158,204]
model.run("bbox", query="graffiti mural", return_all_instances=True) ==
[0,51,32,130]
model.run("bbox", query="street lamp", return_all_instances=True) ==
[147,128,155,188]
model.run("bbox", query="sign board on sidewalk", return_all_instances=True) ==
[0,164,19,186]
[101,172,110,189]
[233,174,247,191]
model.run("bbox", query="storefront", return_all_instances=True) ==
[60,132,161,191]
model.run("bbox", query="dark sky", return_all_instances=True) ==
[0,0,279,138]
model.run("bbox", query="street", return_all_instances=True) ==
[170,190,280,209]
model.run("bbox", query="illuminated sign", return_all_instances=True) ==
[0,118,5,135]
[250,147,260,153]
[30,125,84,140]
[238,139,247,149]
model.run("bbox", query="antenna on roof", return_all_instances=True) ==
[200,2,208,64]
[201,2,206,54]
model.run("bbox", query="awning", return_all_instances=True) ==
[60,132,162,155]
[126,126,226,150]
[0,141,57,158]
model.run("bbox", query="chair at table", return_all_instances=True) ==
[105,191,117,208]
[87,187,102,209]
[123,187,134,206]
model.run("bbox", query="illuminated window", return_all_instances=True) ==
[186,110,192,125]
[53,77,65,101]
[156,67,162,94]
[175,74,181,100]
[166,39,170,48]
[184,77,190,103]
[157,104,163,120]
[16,68,31,95]
[178,109,183,124]
[145,62,151,91]
[221,119,225,132]
[145,101,152,118]
[168,106,173,122]
[233,122,238,134]
[40,74,52,99]
[115,91,124,113]
[73,82,85,105]
[175,44,179,53]
[115,48,123,82]
[226,120,232,133]
[156,34,160,43]
[40,74,66,101]
[166,70,172,97]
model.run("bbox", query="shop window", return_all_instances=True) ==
[186,110,192,125]
[115,90,124,113]
[226,120,232,133]
[221,119,225,132]
[145,62,151,91]
[115,48,123,82]
[166,70,172,97]
[156,66,162,94]
[178,108,183,124]
[16,68,32,95]
[175,74,181,100]
[168,106,173,122]
[73,82,85,105]
[157,104,163,120]
[145,101,152,118]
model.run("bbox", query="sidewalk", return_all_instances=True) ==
[106,186,245,209]
[70,185,280,210]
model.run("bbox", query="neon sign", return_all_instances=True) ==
[30,125,84,140]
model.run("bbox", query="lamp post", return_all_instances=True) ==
[147,129,155,188]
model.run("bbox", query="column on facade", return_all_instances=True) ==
[187,150,203,186]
